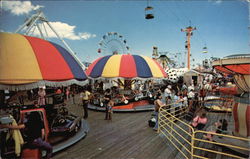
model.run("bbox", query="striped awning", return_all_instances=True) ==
[0,32,87,90]
[86,54,167,79]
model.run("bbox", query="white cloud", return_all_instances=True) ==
[31,21,96,40]
[2,1,43,15]
[79,32,97,40]
[215,0,222,4]
[208,0,223,5]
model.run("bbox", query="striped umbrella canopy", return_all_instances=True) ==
[86,54,167,79]
[0,32,87,90]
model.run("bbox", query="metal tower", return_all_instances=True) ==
[181,26,196,70]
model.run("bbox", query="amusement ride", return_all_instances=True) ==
[0,10,89,158]
[0,1,249,159]
[97,32,130,55]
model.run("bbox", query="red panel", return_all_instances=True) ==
[113,103,133,109]
[246,105,250,136]
[214,66,232,74]
[113,100,149,110]
[153,59,167,77]
[133,100,149,107]
[219,86,238,95]
[233,103,239,133]
[119,54,137,78]
[22,149,41,159]
[225,64,250,75]
[24,36,73,80]
[85,57,102,75]
[20,108,50,141]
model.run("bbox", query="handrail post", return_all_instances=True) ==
[191,130,195,159]
[157,107,160,133]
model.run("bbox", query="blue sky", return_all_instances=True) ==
[1,0,249,67]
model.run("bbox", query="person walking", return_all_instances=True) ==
[65,86,70,101]
[80,88,91,119]
[107,98,114,120]
[103,89,112,120]
[153,94,166,131]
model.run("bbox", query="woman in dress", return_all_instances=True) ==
[38,87,46,106]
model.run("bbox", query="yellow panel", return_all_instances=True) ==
[0,33,43,84]
[141,55,163,78]
[102,55,122,77]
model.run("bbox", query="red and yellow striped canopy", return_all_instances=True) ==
[86,54,167,78]
[0,32,87,89]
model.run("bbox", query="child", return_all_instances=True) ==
[189,111,208,132]
[203,119,228,141]
[191,112,207,130]
[107,98,114,120]
[34,101,39,108]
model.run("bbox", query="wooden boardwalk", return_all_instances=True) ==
[52,108,178,159]
[52,96,238,159]
[4,93,242,159]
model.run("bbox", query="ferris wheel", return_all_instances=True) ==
[97,32,130,55]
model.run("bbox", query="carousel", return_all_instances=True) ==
[0,32,89,158]
[86,54,167,112]
[211,54,250,156]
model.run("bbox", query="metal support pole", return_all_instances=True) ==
[42,22,49,39]
[15,10,85,69]
[187,34,191,70]
[46,21,85,69]
[30,25,36,35]
[15,12,42,33]
[181,26,196,70]
[36,23,45,39]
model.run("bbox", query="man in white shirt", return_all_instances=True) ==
[164,85,172,105]
[188,89,195,108]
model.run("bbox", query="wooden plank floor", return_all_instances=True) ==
[52,95,238,159]
[52,109,175,159]
[52,95,177,159]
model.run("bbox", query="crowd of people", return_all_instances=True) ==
[0,75,231,158]
[151,78,229,143]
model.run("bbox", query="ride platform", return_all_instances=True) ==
[51,119,89,154]
[88,100,154,112]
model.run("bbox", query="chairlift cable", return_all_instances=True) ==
[174,1,209,53]
[153,2,183,36]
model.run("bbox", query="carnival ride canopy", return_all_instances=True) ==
[213,54,250,75]
[86,54,167,79]
[0,32,88,90]
[212,54,250,93]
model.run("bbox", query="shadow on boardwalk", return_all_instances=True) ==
[52,100,177,159]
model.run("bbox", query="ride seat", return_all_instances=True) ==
[21,148,41,159]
